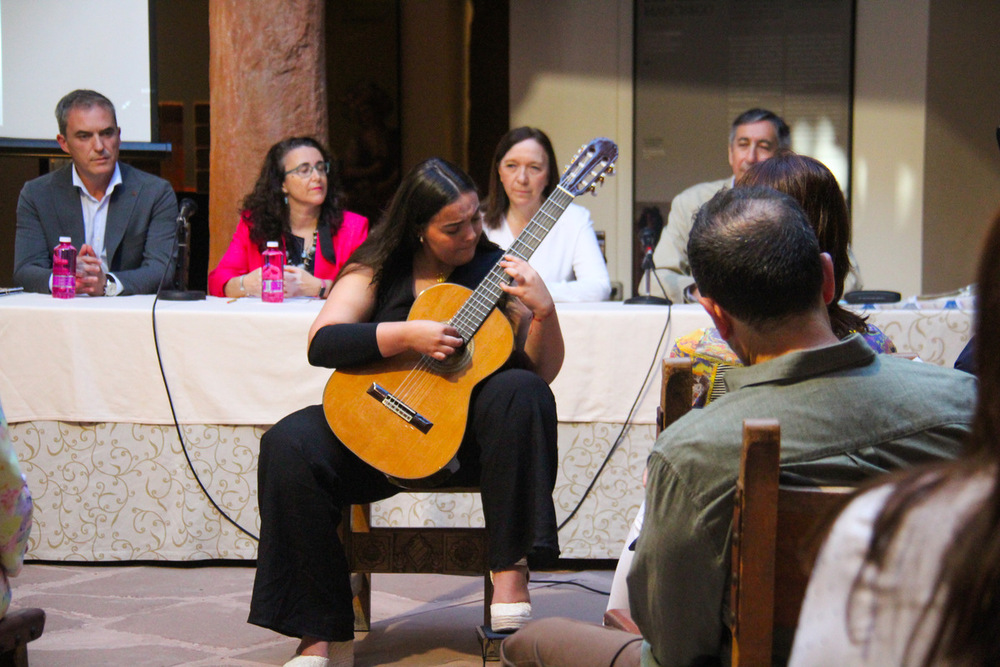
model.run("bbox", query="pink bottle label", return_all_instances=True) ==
[262,249,284,303]
[52,245,77,299]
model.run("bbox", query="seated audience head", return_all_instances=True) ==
[484,126,559,228]
[689,186,835,354]
[738,151,864,337]
[348,157,485,286]
[242,136,343,248]
[727,108,791,181]
[54,89,121,186]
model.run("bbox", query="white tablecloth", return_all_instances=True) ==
[0,294,701,426]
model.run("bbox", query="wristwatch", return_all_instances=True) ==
[104,274,121,297]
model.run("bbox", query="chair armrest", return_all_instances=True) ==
[603,608,641,635]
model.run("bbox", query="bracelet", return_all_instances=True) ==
[238,274,247,293]
[532,309,552,323]
[318,281,328,299]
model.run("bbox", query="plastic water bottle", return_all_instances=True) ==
[52,237,77,299]
[261,241,285,303]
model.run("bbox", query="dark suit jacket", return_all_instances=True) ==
[13,163,178,295]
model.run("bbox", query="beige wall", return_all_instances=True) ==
[853,0,1000,295]
[921,0,1000,293]
[510,0,634,294]
[851,0,930,298]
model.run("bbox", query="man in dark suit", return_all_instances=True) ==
[13,89,177,296]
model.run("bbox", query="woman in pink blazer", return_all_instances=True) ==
[208,137,369,298]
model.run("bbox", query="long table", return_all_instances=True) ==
[0,293,973,560]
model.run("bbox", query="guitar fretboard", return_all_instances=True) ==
[450,185,576,341]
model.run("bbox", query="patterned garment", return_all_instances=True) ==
[670,325,897,408]
[0,401,32,617]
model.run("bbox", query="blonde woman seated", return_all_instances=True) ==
[787,207,1000,666]
[483,127,611,302]
[208,137,368,299]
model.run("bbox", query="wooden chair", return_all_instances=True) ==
[657,357,695,435]
[729,419,853,666]
[343,490,491,632]
[0,607,45,667]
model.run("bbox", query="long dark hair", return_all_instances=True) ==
[241,136,344,251]
[853,207,999,665]
[483,126,559,230]
[738,151,868,338]
[343,157,488,302]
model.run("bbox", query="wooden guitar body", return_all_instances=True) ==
[322,282,514,483]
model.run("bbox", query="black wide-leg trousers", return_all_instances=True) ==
[248,368,559,641]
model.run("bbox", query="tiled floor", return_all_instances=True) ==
[12,562,615,666]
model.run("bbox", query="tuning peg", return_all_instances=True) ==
[596,175,606,185]
[588,184,598,195]
[606,164,616,175]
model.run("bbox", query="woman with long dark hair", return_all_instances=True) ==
[249,158,564,666]
[208,137,368,298]
[788,210,994,666]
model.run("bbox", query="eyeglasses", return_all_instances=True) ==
[284,161,331,178]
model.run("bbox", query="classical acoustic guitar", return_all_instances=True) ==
[323,137,619,484]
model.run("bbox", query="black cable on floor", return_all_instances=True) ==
[556,305,672,532]
[530,578,611,596]
[150,295,260,541]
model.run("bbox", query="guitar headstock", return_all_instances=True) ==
[559,137,619,197]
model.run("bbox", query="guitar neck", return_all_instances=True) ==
[450,186,575,341]
[505,186,576,263]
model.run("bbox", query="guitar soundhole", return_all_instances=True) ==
[428,339,474,374]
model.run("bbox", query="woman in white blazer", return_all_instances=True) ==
[483,127,611,302]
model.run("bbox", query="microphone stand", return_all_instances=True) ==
[159,199,206,301]
[624,240,671,306]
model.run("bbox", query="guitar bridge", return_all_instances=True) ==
[366,383,433,434]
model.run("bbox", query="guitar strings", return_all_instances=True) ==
[390,354,438,410]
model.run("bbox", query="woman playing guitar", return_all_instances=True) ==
[248,157,565,667]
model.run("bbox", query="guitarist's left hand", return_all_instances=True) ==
[498,256,555,321]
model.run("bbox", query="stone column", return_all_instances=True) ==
[208,0,327,268]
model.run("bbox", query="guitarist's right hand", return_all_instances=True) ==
[402,320,464,360]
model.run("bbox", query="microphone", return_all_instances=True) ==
[178,198,198,222]
[158,197,206,301]
[639,227,656,255]
[624,220,671,305]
